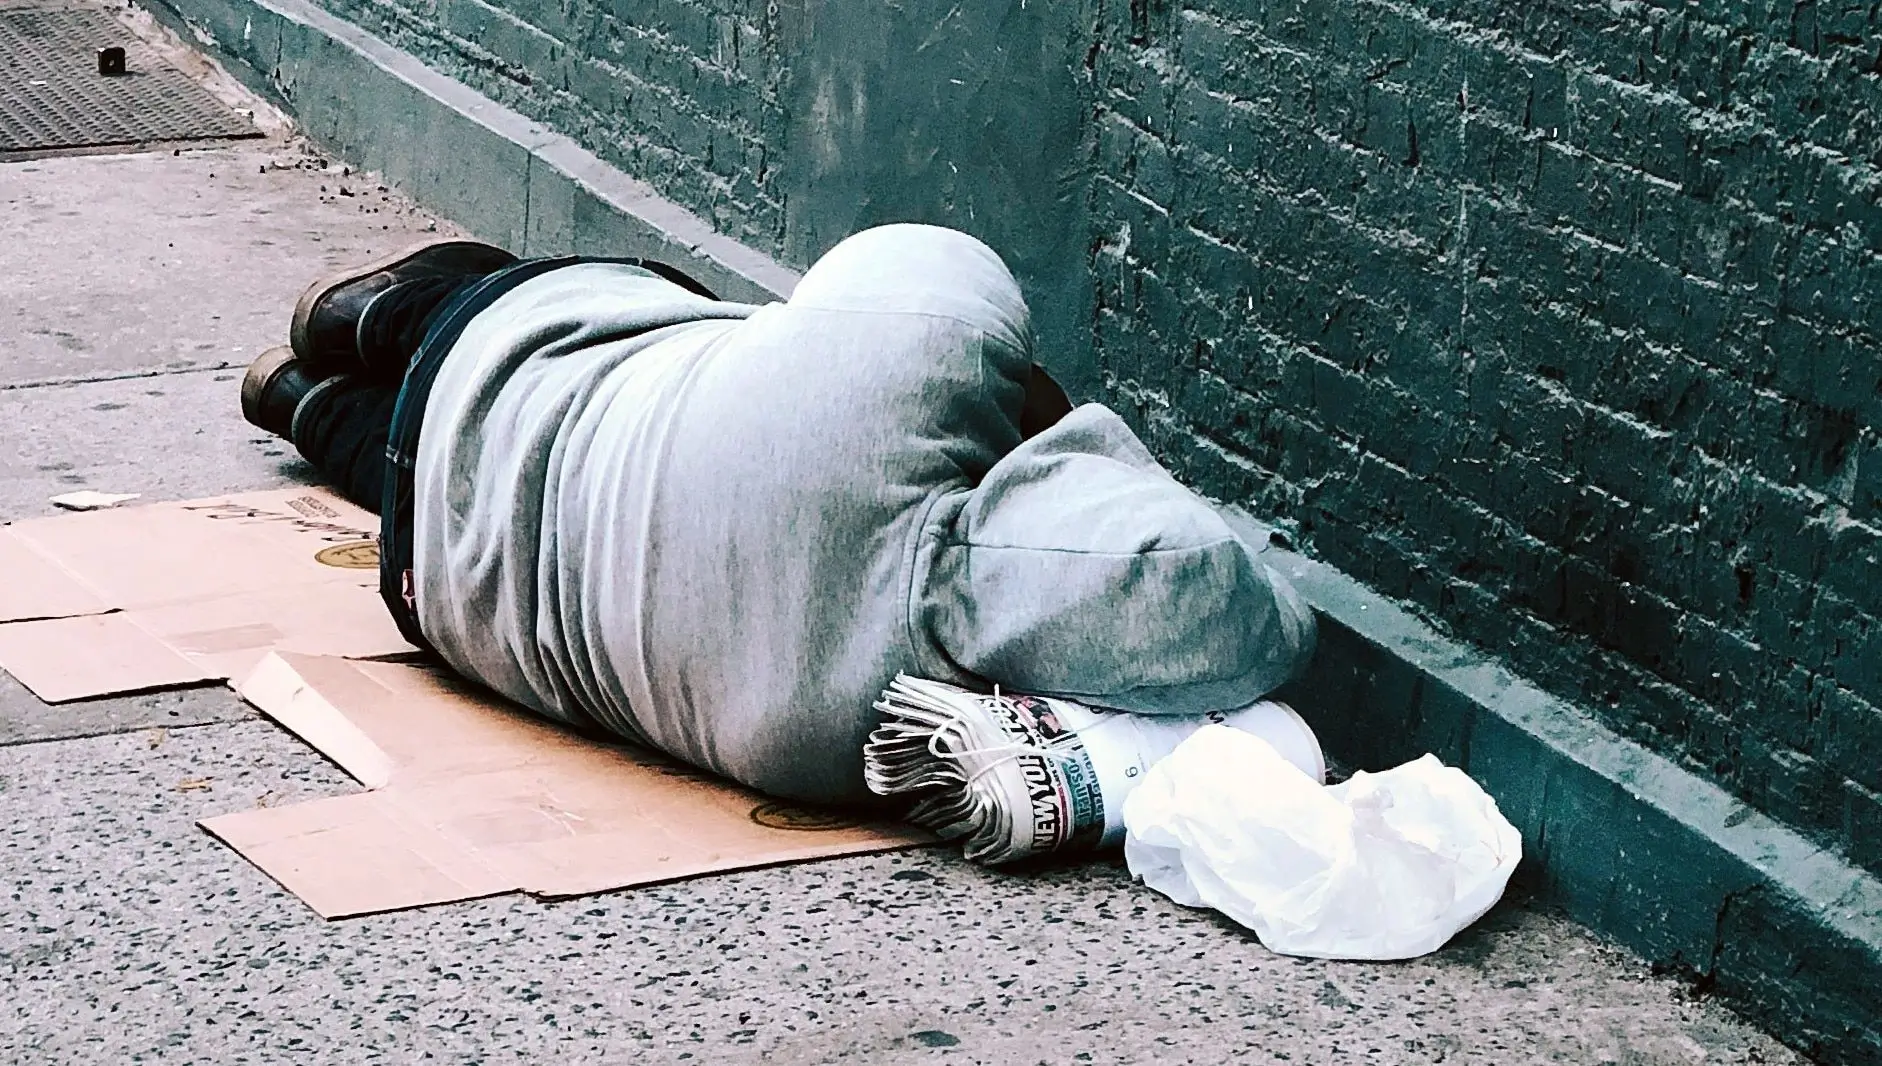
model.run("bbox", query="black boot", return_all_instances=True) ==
[290,238,515,378]
[240,345,320,439]
[350,273,485,378]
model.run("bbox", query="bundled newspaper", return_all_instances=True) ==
[864,675,1324,865]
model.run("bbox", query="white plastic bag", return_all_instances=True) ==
[1122,724,1521,960]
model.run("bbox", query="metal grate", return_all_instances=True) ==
[0,3,259,153]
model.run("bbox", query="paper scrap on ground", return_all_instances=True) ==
[1123,725,1522,961]
[0,488,410,701]
[204,652,932,918]
[50,491,141,511]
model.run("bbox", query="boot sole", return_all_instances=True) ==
[288,237,517,363]
[240,345,299,432]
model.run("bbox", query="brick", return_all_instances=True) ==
[625,0,718,61]
[1780,229,1872,334]
[1856,432,1882,523]
[1751,573,1851,677]
[1175,10,1318,129]
[1092,177,1173,270]
[1096,114,1173,202]
[1824,609,1882,706]
[438,0,557,75]
[1566,73,1702,186]
[1819,686,1882,794]
[1738,739,1844,834]
[1820,517,1882,617]
[1844,779,1882,877]
[1669,614,1805,743]
[1096,45,1178,139]
[1530,142,1642,249]
[1751,38,1882,168]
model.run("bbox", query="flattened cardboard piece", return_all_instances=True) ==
[0,530,109,621]
[206,792,513,916]
[0,614,216,702]
[0,489,412,702]
[204,653,931,917]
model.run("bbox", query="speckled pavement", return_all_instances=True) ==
[0,65,1803,1066]
[0,720,1802,1065]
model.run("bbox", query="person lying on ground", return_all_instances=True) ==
[240,224,1316,807]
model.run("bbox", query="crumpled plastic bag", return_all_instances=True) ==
[1122,724,1521,960]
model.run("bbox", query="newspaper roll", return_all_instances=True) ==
[864,675,1324,865]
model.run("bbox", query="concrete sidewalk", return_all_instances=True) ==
[0,75,1802,1066]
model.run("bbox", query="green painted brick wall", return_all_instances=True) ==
[315,0,789,251]
[296,0,1882,875]
[1093,0,1882,877]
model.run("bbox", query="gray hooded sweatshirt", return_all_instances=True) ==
[412,224,1315,804]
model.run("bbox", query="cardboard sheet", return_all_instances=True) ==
[0,488,927,912]
[205,653,930,917]
[0,489,412,701]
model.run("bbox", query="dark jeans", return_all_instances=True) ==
[289,256,724,515]
[291,377,399,512]
[286,266,473,514]
[285,255,720,648]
